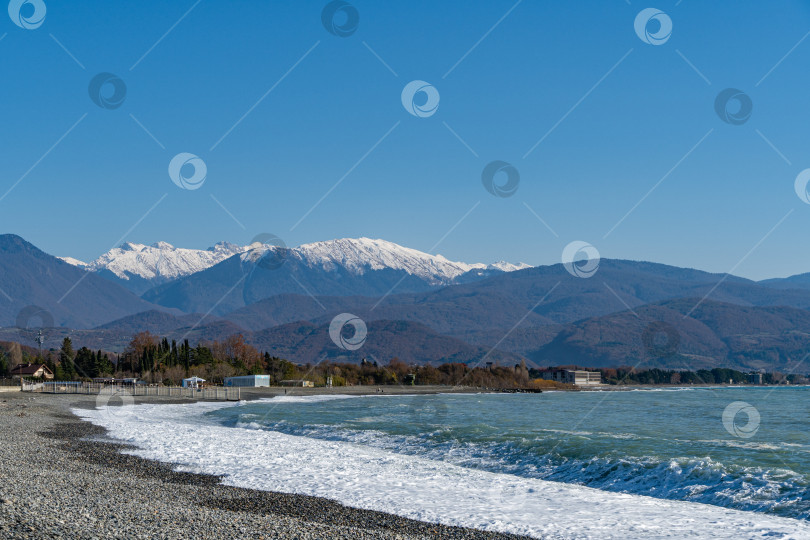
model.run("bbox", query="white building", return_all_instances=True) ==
[541,369,601,386]
[224,375,271,387]
[182,376,206,389]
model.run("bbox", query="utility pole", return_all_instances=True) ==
[35,330,44,361]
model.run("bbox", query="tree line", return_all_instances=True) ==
[3,332,805,387]
[550,366,806,385]
[1,332,538,388]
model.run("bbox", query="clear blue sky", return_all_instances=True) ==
[2,0,810,280]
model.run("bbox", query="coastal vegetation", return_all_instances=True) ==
[594,367,806,385]
[0,335,804,388]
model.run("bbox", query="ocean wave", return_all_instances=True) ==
[222,411,810,520]
[74,401,810,539]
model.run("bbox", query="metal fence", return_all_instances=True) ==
[23,381,240,401]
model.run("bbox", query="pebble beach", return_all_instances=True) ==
[0,391,530,539]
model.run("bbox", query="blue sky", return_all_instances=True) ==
[2,0,810,280]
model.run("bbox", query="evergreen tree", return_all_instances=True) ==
[45,352,56,376]
[183,339,190,373]
[141,349,150,374]
[100,353,113,375]
[59,337,76,380]
[75,347,97,378]
[193,345,214,368]
[170,340,178,367]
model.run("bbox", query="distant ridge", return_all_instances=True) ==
[60,241,247,294]
[61,237,530,295]
[0,234,170,328]
[6,233,810,372]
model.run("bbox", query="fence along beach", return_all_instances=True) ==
[21,380,241,401]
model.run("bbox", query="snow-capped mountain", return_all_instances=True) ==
[59,256,88,268]
[60,241,247,294]
[62,237,530,299]
[242,238,530,285]
[141,238,531,315]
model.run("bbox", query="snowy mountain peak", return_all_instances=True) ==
[63,237,531,291]
[241,237,530,285]
[70,242,248,283]
[487,261,533,273]
[213,241,241,251]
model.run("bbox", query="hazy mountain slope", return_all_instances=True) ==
[0,235,171,329]
[93,310,219,335]
[222,259,810,339]
[759,273,810,291]
[222,291,557,334]
[529,299,810,372]
[248,319,522,366]
[59,310,523,365]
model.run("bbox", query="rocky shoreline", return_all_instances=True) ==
[0,392,532,539]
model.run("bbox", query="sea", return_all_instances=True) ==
[76,387,810,539]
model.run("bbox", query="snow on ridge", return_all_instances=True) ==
[243,237,530,284]
[58,256,88,267]
[77,242,247,281]
[63,237,531,284]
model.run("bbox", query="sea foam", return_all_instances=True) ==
[75,399,810,539]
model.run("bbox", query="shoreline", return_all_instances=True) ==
[6,389,810,538]
[0,391,529,539]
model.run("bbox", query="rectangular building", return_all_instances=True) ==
[224,375,271,387]
[279,379,314,387]
[541,369,601,386]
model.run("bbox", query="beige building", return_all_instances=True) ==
[10,363,54,380]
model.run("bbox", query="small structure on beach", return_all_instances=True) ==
[182,376,206,389]
[224,375,270,387]
[92,377,142,385]
[540,369,601,386]
[10,363,54,380]
[279,379,314,388]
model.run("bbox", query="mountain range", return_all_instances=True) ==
[4,233,810,373]
[60,241,247,294]
[60,237,528,296]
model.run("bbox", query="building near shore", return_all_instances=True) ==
[748,372,764,385]
[224,375,271,387]
[10,363,54,380]
[280,379,315,387]
[182,376,206,389]
[540,369,601,386]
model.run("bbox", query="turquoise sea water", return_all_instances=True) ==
[208,387,810,520]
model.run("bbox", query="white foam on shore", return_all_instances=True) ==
[74,401,810,539]
[259,394,362,404]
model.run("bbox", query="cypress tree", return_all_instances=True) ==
[59,338,76,380]
[183,339,190,372]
